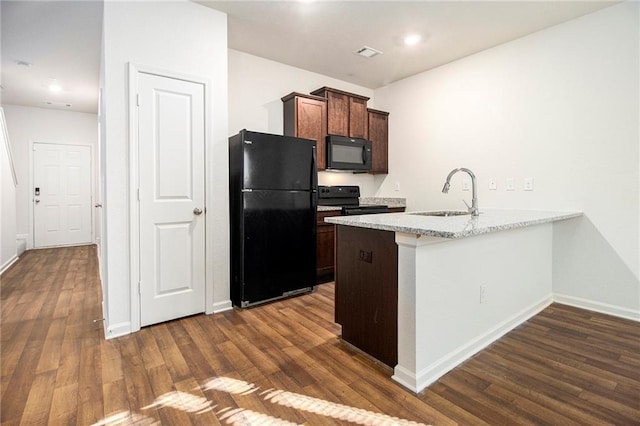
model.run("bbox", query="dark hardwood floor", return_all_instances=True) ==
[1,246,639,425]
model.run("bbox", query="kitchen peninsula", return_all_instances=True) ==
[327,209,582,393]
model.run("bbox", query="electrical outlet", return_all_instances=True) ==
[506,178,515,191]
[523,177,534,191]
[488,177,497,190]
[462,178,471,191]
[395,182,401,192]
[480,285,487,303]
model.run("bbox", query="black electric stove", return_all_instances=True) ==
[318,185,389,215]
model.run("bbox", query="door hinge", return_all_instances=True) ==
[136,94,140,107]
[137,188,140,201]
[138,281,141,294]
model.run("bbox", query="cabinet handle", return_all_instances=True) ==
[193,208,203,215]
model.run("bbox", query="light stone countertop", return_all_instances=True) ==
[317,205,342,212]
[359,197,406,209]
[325,209,582,239]
[317,197,407,212]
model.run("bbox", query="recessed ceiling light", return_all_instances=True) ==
[404,34,421,46]
[354,46,383,59]
[48,79,62,93]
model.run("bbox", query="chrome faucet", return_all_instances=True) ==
[442,168,479,216]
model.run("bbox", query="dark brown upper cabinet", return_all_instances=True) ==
[367,108,390,174]
[310,87,369,139]
[282,92,328,170]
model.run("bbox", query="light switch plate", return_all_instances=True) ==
[506,178,515,191]
[462,178,471,191]
[488,177,497,190]
[523,177,534,191]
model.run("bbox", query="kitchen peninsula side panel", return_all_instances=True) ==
[335,225,398,367]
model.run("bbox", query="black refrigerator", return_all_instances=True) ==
[229,130,317,308]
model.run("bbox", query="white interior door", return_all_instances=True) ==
[137,71,206,327]
[33,143,92,248]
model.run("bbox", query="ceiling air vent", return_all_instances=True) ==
[45,100,72,108]
[354,46,382,58]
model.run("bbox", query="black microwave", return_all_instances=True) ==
[326,135,372,172]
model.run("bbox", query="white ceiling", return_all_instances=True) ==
[0,1,617,114]
[199,0,618,89]
[1,1,103,114]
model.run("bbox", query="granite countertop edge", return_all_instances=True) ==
[317,197,407,212]
[325,209,583,239]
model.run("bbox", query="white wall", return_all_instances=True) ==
[228,49,382,195]
[0,108,18,272]
[101,1,228,337]
[374,3,639,316]
[1,105,99,249]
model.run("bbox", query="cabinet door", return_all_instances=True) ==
[326,91,349,136]
[349,97,368,139]
[296,97,327,170]
[282,93,327,170]
[368,109,389,174]
[316,210,341,283]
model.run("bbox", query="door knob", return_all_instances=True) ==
[193,207,203,215]
[34,199,40,204]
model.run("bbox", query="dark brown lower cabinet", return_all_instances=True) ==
[334,225,398,367]
[316,210,341,283]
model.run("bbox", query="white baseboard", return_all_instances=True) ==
[212,300,233,313]
[16,234,28,255]
[392,366,421,393]
[399,295,553,393]
[105,322,132,339]
[553,293,640,322]
[0,255,19,275]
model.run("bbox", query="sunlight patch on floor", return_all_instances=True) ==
[92,376,429,425]
[91,410,158,425]
[261,389,424,425]
[218,407,301,425]
[201,376,259,395]
[142,391,215,414]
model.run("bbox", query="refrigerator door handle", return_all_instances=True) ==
[311,146,318,208]
[311,146,318,186]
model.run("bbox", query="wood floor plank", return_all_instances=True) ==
[2,247,639,425]
[35,317,66,374]
[18,370,57,426]
[47,382,79,425]
[151,323,193,383]
[102,378,130,420]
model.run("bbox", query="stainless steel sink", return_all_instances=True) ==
[409,210,471,217]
